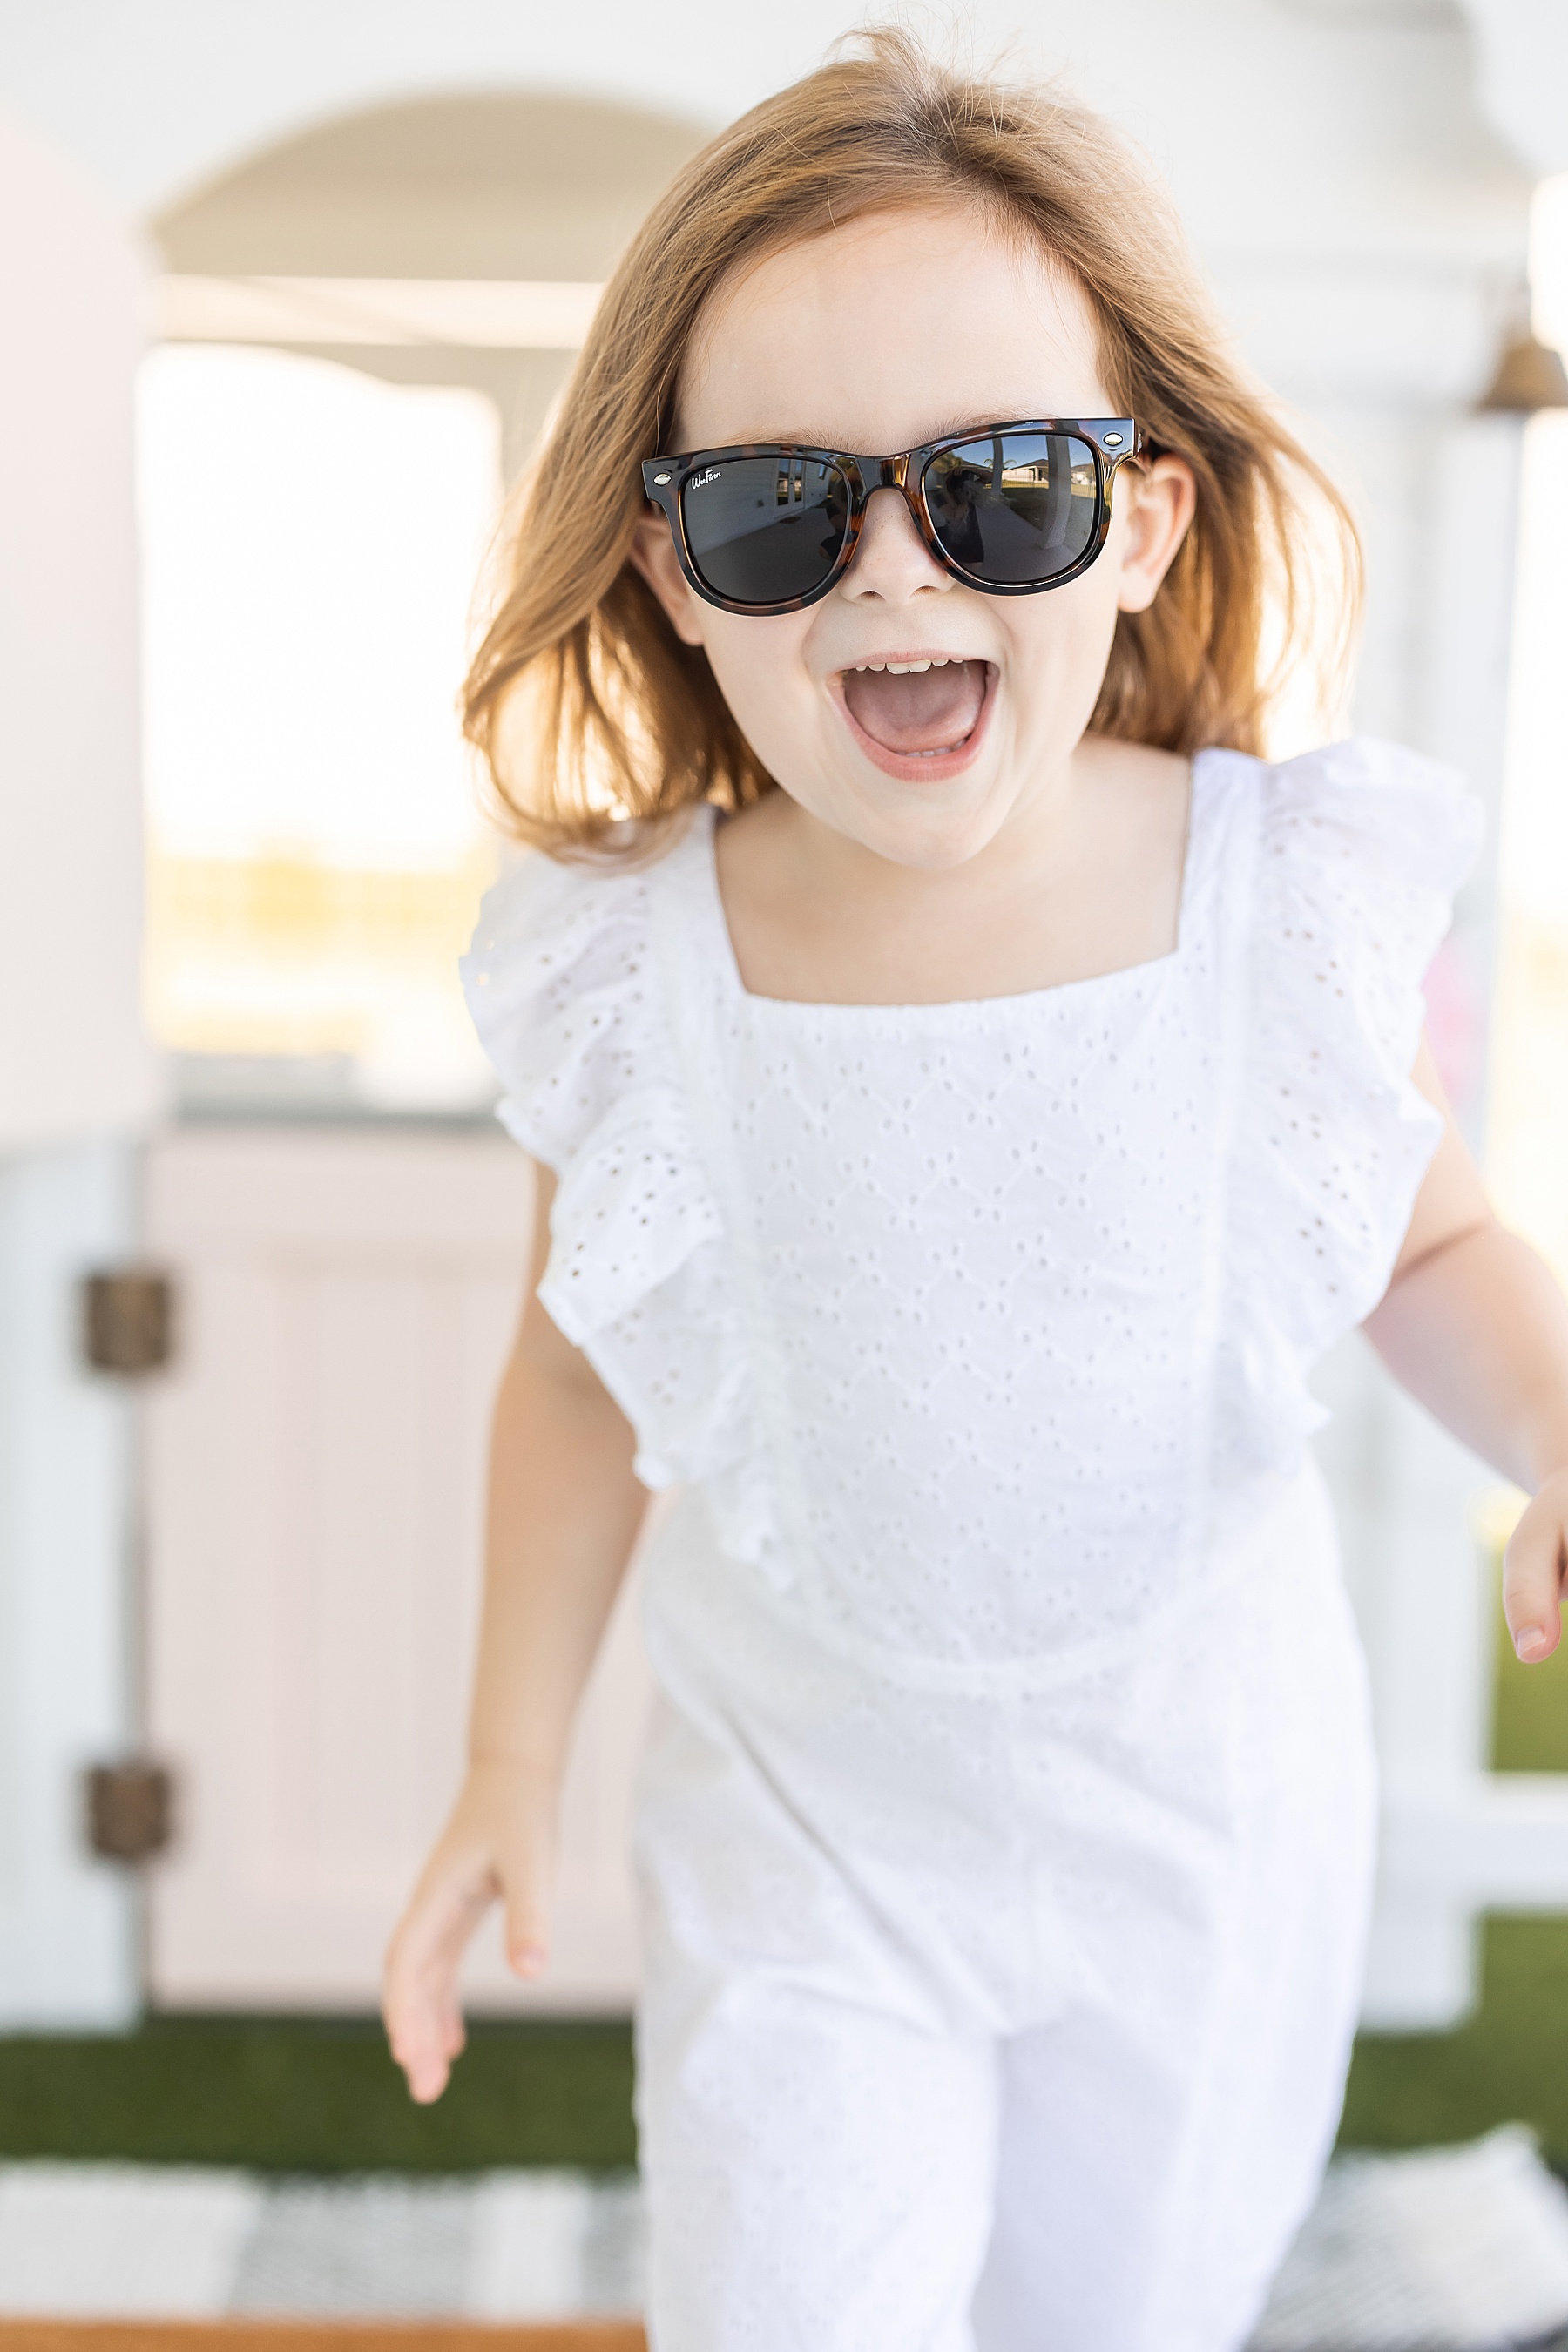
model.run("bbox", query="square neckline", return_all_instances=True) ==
[695,747,1216,1027]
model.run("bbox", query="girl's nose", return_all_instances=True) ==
[841,483,952,603]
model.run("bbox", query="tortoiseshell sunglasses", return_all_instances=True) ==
[640,418,1145,616]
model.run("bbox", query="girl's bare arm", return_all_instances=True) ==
[1362,1039,1568,1663]
[383,1166,648,2103]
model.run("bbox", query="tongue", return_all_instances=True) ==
[842,661,986,754]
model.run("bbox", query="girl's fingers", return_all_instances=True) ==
[383,1957,455,2103]
[383,1859,494,2102]
[387,1970,464,2103]
[382,1777,558,2100]
[1502,1493,1568,1662]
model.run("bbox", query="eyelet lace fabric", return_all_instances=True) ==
[463,739,1480,1671]
[461,843,769,1560]
[1219,735,1483,1481]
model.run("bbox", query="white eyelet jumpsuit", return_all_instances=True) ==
[463,738,1480,2352]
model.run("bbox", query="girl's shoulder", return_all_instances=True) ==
[1213,732,1483,1066]
[1220,734,1483,1379]
[464,813,693,977]
[460,814,709,1171]
[460,816,738,1436]
[1206,732,1482,909]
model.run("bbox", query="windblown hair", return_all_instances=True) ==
[463,26,1361,855]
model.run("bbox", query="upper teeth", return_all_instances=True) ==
[848,657,956,674]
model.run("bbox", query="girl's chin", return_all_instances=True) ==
[829,771,1018,872]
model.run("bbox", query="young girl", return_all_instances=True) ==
[384,31,1568,2351]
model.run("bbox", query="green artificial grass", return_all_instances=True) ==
[0,2012,635,2173]
[1338,1571,1568,2158]
[13,1972,1567,2173]
[1492,1586,1568,1774]
[1342,1915,1568,2161]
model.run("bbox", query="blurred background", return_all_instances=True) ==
[1,0,1567,2333]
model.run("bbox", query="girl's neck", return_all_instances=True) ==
[713,733,1195,1008]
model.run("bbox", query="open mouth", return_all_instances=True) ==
[838,656,993,770]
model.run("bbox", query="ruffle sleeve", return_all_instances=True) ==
[1221,735,1484,1467]
[460,841,761,1525]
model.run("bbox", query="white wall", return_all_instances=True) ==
[1468,0,1568,175]
[0,0,1536,237]
[0,1144,139,2027]
[0,105,163,2027]
[0,107,159,1155]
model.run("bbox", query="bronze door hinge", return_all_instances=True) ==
[84,1759,175,1864]
[81,1268,175,1375]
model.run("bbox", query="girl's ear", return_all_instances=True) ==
[630,507,709,647]
[1114,455,1198,615]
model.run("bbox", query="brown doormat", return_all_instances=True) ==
[0,2328,645,2351]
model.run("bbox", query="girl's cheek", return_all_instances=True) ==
[705,617,820,734]
[1014,570,1123,686]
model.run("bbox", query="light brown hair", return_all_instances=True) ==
[463,25,1361,855]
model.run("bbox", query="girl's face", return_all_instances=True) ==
[632,205,1196,872]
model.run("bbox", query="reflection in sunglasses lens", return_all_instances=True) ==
[682,456,850,606]
[923,433,1098,585]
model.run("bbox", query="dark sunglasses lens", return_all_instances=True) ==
[923,432,1098,586]
[679,456,850,607]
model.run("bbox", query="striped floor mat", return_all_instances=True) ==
[6,2131,1568,2345]
[0,2170,639,2322]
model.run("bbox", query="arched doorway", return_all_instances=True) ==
[152,90,705,474]
[142,89,705,1117]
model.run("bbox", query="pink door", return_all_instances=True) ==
[143,1125,649,2012]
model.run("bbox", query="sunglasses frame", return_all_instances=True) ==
[640,418,1146,616]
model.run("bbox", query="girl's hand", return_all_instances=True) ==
[1503,1470,1568,1664]
[382,1758,557,2104]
